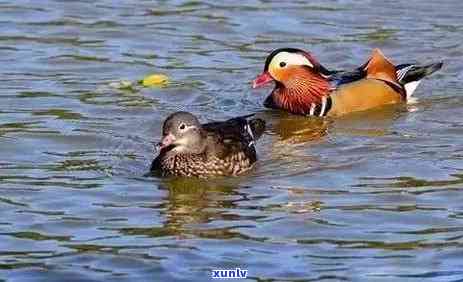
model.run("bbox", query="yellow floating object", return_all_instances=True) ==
[141,74,169,87]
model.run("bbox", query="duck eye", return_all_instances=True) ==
[279,61,287,68]
[179,123,186,130]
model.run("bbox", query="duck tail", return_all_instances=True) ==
[397,62,443,84]
[396,61,443,98]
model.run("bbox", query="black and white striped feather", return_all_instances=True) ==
[327,61,443,98]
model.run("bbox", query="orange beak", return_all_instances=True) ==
[252,71,274,89]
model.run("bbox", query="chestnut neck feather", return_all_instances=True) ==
[271,68,331,115]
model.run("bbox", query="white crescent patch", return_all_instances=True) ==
[270,52,314,69]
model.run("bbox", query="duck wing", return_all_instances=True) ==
[328,59,443,97]
[326,49,405,117]
[202,114,265,161]
[328,68,365,88]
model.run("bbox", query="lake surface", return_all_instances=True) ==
[1,0,463,281]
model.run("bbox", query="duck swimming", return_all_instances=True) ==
[150,111,266,178]
[252,48,443,117]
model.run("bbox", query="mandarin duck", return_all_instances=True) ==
[252,48,443,117]
[150,111,266,178]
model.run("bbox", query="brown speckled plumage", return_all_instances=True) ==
[150,112,265,178]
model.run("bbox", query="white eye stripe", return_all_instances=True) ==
[270,52,314,69]
[179,124,196,131]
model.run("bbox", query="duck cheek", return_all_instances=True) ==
[279,66,302,82]
[269,68,293,85]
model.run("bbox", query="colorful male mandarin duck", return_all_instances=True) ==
[150,111,266,178]
[252,48,443,117]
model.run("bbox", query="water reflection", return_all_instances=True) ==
[331,105,402,137]
[161,178,239,233]
[268,112,330,145]
[261,105,401,146]
[118,177,259,240]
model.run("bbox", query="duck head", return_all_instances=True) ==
[252,48,332,115]
[159,111,206,154]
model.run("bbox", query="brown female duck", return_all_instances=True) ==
[150,111,266,178]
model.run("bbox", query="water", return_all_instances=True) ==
[0,0,462,281]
